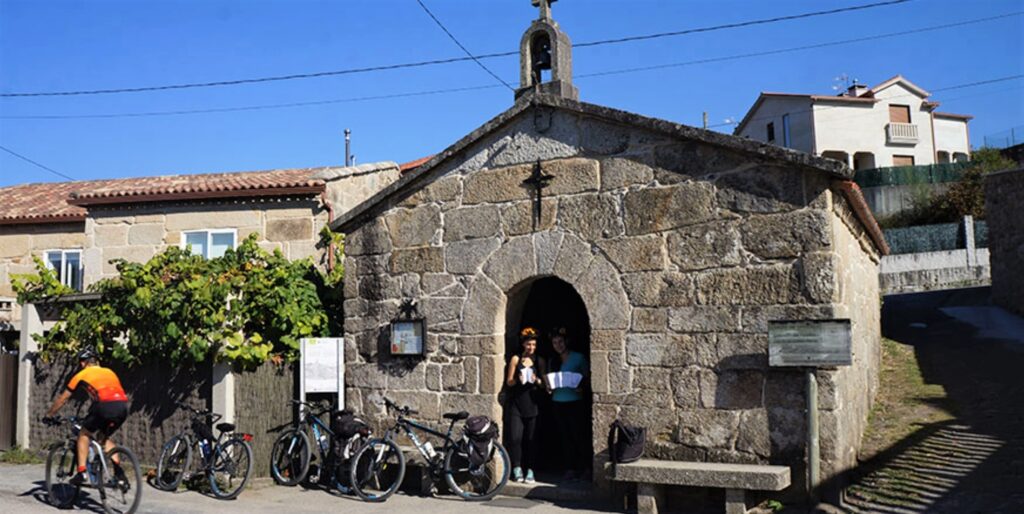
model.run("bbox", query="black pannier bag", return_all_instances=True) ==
[463,415,499,469]
[330,410,370,460]
[607,420,646,464]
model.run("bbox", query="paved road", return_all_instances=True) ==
[843,287,1024,513]
[0,463,609,514]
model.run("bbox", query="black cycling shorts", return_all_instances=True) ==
[82,401,129,437]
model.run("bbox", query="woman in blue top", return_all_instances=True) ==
[547,327,589,481]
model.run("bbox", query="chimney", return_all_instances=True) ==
[844,81,869,97]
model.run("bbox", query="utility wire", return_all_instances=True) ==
[0,0,914,98]
[414,0,514,91]
[0,145,75,180]
[2,12,1017,121]
[579,12,1023,78]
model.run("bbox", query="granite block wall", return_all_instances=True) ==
[985,168,1024,315]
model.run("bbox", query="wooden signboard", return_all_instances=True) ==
[768,320,852,368]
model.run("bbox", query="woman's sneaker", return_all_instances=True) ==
[524,469,535,483]
[512,467,524,483]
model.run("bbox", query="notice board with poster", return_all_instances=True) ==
[299,338,344,408]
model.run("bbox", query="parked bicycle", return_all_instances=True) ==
[43,415,142,514]
[269,399,369,493]
[154,403,254,500]
[348,397,510,502]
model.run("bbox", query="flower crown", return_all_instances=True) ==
[519,327,538,340]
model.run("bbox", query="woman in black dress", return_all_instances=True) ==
[504,327,546,483]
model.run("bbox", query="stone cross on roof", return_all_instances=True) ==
[532,0,557,20]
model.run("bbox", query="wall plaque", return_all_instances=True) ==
[390,319,425,356]
[768,320,852,367]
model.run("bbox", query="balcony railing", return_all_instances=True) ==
[886,122,919,145]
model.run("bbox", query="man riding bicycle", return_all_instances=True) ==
[42,348,130,486]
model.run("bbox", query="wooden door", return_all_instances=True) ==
[0,351,17,450]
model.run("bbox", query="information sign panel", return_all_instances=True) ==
[768,320,852,367]
[300,338,344,394]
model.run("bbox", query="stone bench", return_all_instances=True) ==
[611,459,791,514]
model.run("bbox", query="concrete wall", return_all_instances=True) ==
[934,117,971,158]
[341,105,883,502]
[986,168,1024,315]
[736,96,815,153]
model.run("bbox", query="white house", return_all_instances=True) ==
[734,75,972,170]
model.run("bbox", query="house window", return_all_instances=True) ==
[889,104,911,123]
[782,114,792,148]
[766,122,775,142]
[182,230,236,259]
[44,250,83,291]
[893,155,915,167]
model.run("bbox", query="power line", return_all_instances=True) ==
[0,145,75,180]
[0,0,915,98]
[575,0,913,48]
[579,12,1022,79]
[414,0,513,91]
[2,12,1017,121]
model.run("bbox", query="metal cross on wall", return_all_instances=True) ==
[522,160,554,231]
[532,0,556,20]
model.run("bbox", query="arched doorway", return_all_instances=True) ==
[502,276,592,481]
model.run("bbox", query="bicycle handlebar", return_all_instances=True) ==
[383,397,418,416]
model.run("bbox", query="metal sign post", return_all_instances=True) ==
[299,338,345,411]
[768,320,852,503]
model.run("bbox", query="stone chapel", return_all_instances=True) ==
[335,1,886,504]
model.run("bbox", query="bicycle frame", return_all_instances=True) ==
[389,416,459,465]
[67,418,113,486]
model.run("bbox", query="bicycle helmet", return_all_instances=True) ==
[76,347,98,362]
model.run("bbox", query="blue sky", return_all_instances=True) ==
[1,0,1021,187]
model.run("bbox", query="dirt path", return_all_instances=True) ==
[843,287,1024,513]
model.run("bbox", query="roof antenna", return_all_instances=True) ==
[344,128,352,167]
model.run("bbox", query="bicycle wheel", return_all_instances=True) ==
[155,434,192,491]
[270,429,310,486]
[443,440,510,501]
[208,438,253,500]
[45,441,79,508]
[101,446,142,514]
[349,438,405,502]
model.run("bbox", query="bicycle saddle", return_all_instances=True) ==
[216,422,235,433]
[443,411,469,421]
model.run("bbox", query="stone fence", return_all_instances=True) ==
[15,302,295,476]
[985,168,1024,315]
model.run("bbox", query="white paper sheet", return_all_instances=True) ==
[519,367,535,385]
[545,371,582,389]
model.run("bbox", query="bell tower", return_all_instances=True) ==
[516,0,578,101]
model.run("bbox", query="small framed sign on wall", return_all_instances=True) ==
[390,319,425,356]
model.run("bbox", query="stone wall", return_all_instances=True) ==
[0,222,87,329]
[83,198,329,285]
[234,362,296,477]
[341,106,883,503]
[985,168,1024,316]
[823,187,882,488]
[29,358,210,467]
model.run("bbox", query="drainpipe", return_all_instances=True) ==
[321,190,336,272]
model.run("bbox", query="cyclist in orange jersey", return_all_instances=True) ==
[43,348,130,485]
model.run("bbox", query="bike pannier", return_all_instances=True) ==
[607,420,645,464]
[463,415,499,469]
[331,409,370,439]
